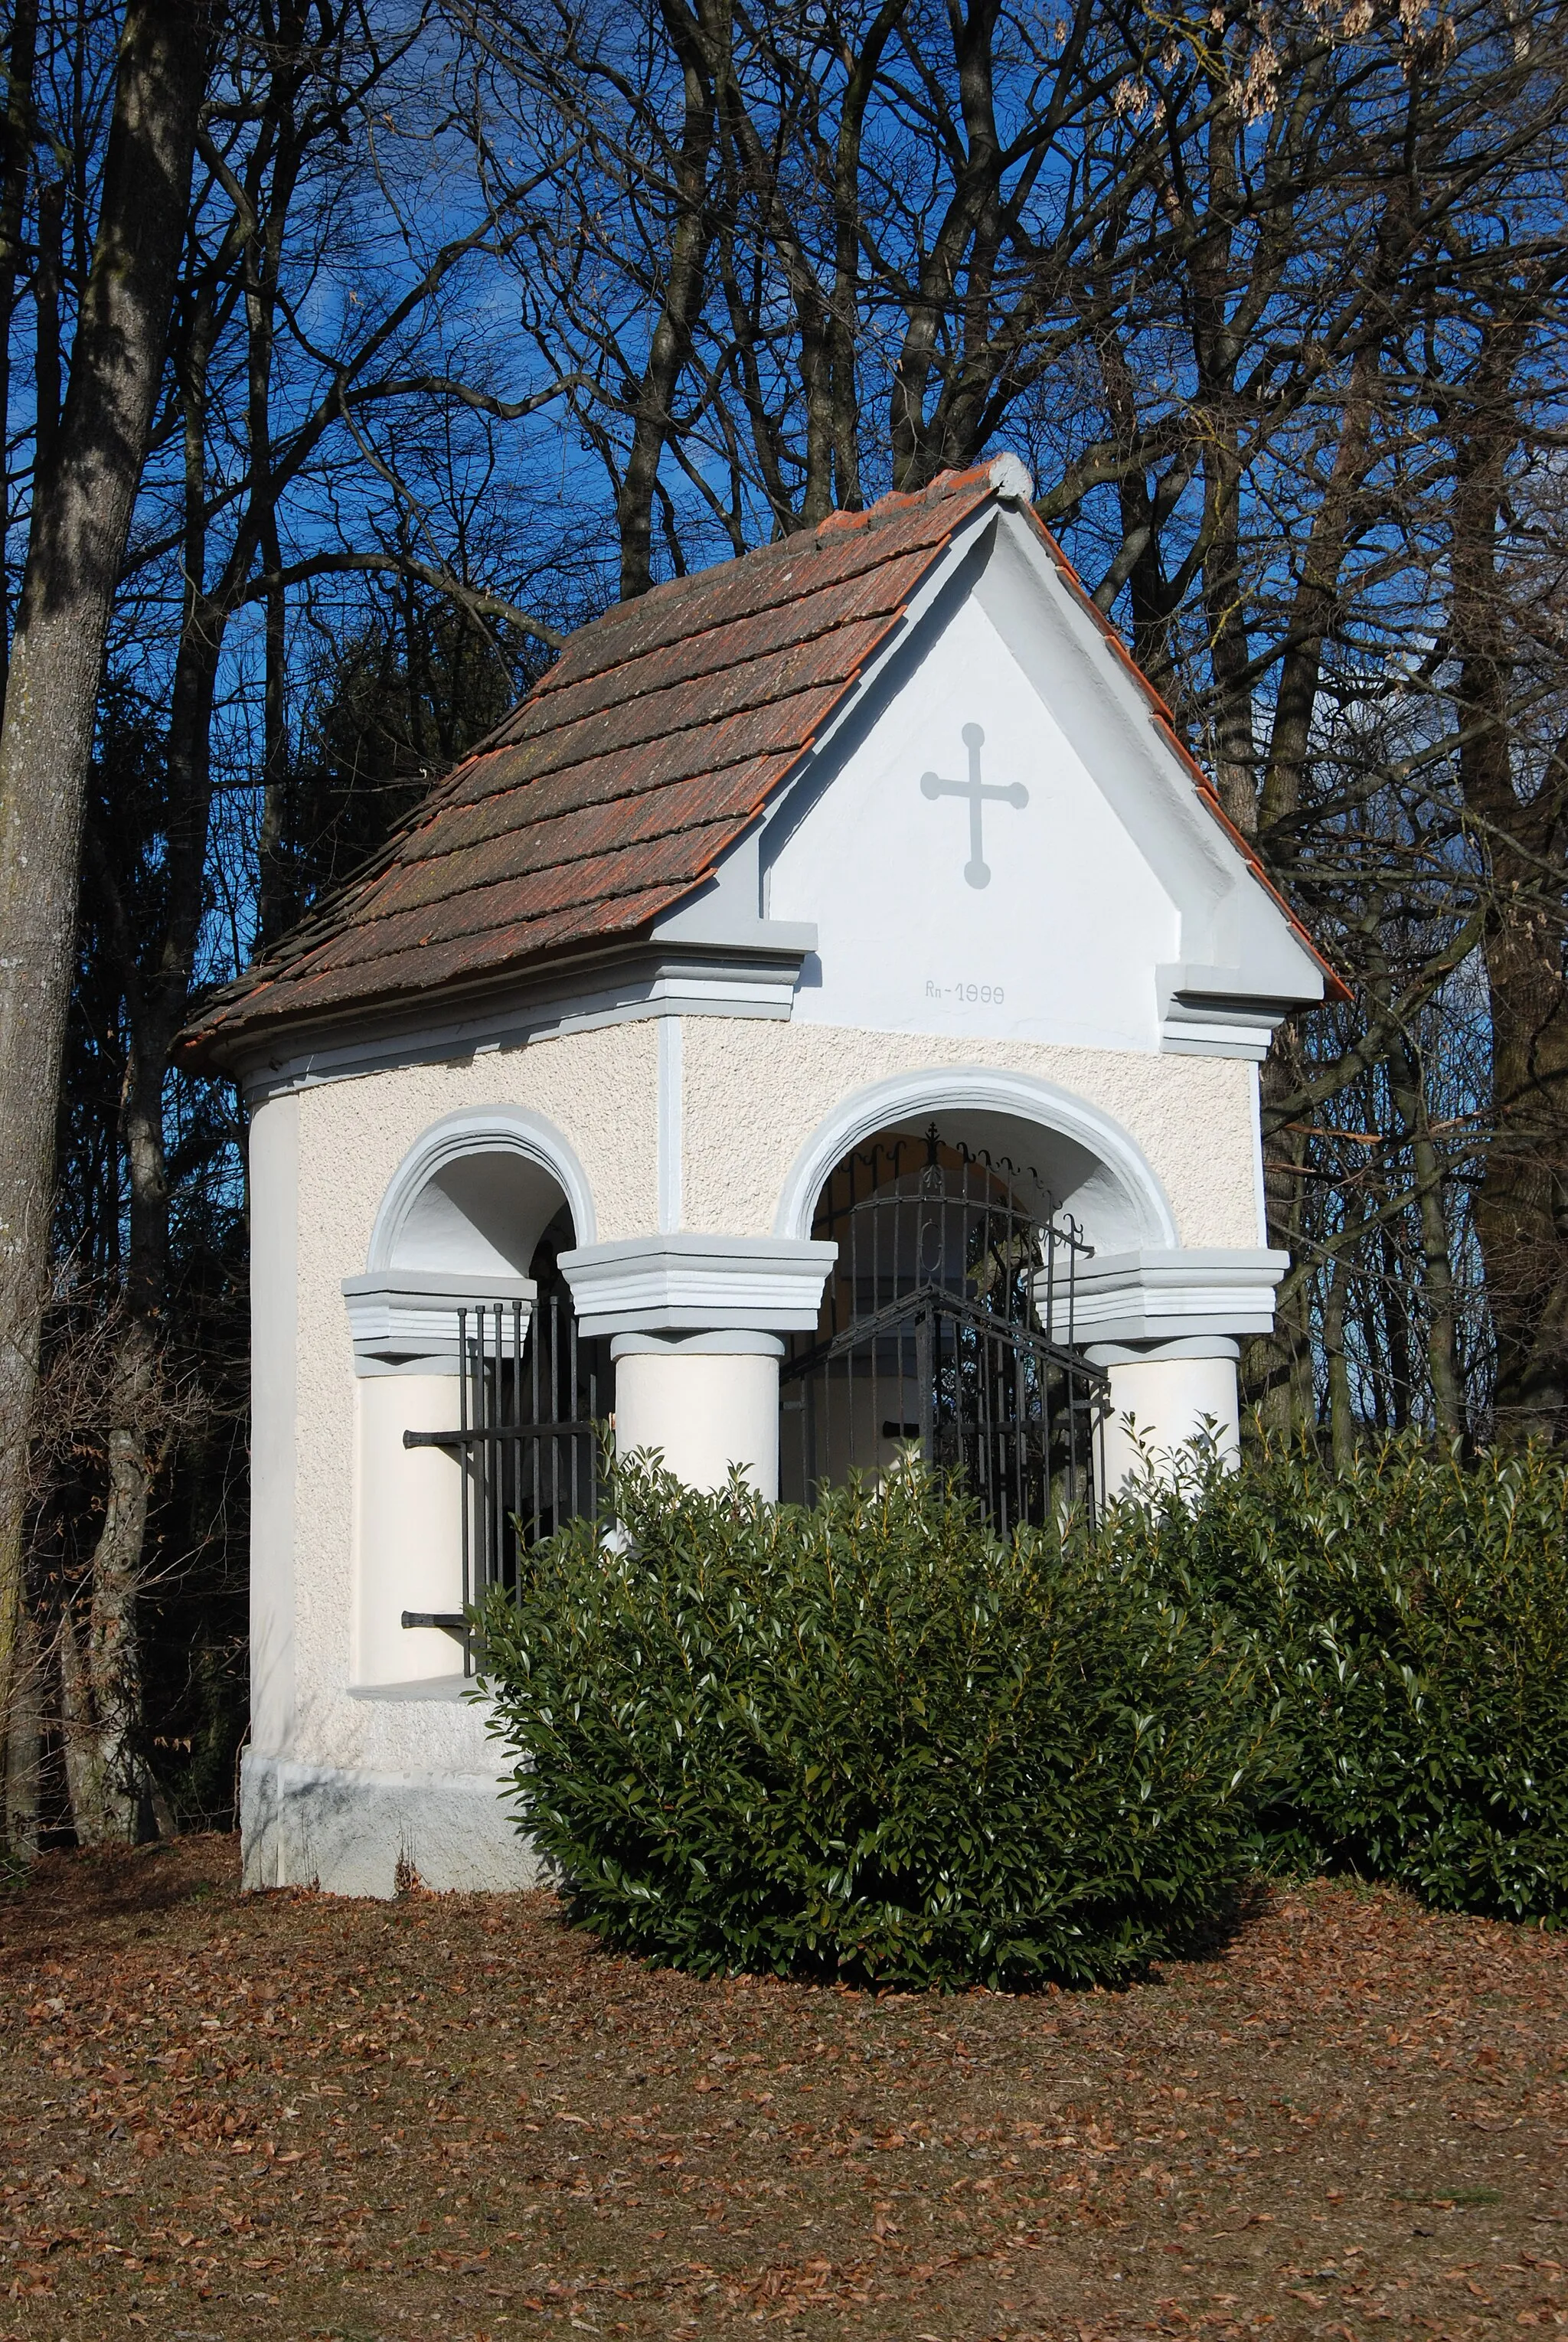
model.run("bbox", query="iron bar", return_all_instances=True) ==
[407,1281,602,1671]
[782,1132,1107,1529]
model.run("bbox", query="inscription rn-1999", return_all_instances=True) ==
[926,980,1004,1004]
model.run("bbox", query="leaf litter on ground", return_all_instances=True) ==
[0,1836,1560,2338]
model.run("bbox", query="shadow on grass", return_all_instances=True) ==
[0,1831,240,1944]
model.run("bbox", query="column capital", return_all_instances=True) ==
[1039,1245,1288,1347]
[610,1330,786,1360]
[560,1233,837,1338]
[341,1270,534,1374]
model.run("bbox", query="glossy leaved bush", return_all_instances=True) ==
[475,1457,1269,1989]
[1105,1435,1568,1921]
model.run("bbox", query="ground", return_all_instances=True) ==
[0,1838,1563,2341]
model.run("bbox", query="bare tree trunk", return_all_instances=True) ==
[0,0,209,1842]
[52,1315,159,1846]
[80,1321,156,1841]
[33,173,61,475]
[5,1592,41,1859]
[0,0,38,720]
[57,1599,99,1840]
[617,0,720,599]
[1248,1041,1318,1434]
[255,521,291,948]
[1449,318,1568,1440]
[1259,346,1378,835]
[1380,1209,1411,1430]
[1325,1236,1355,1471]
[1388,1036,1463,1439]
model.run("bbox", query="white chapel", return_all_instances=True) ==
[187,454,1336,1896]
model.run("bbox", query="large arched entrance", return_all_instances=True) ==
[780,1122,1109,1530]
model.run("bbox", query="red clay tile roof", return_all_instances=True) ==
[185,465,1004,1064]
[184,459,1344,1067]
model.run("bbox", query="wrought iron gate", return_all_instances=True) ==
[403,1285,602,1674]
[780,1129,1109,1534]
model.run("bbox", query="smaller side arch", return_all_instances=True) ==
[367,1106,598,1273]
[772,1066,1178,1252]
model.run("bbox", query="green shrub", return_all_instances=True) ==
[476,1457,1272,1989]
[1105,1435,1568,1920]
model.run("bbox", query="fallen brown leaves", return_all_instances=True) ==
[0,1839,1561,2340]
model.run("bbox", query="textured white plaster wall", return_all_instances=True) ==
[678,1021,1259,1249]
[285,1020,658,1775]
[272,1010,1254,1789]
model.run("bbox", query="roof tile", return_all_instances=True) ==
[182,455,1344,1061]
[185,465,998,1059]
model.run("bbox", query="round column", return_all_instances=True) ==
[1087,1337,1240,1493]
[354,1371,466,1686]
[342,1272,537,1687]
[610,1331,785,1499]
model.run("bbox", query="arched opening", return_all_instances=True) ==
[773,1070,1177,1252]
[779,1117,1109,1529]
[348,1115,601,1687]
[390,1147,567,1277]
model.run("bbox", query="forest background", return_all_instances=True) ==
[0,0,1561,1851]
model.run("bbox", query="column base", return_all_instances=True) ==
[240,1748,545,1897]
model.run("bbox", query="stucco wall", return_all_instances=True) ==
[263,1006,1262,1830]
[678,1020,1262,1249]
[283,1018,658,1776]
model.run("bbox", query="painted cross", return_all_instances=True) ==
[920,723,1028,889]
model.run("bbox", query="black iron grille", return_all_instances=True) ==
[781,1128,1108,1534]
[403,1290,601,1675]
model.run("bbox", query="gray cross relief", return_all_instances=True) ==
[920,723,1028,888]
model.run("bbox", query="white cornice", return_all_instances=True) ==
[1039,1246,1289,1346]
[1157,965,1290,1060]
[235,938,817,1101]
[341,1269,535,1374]
[559,1233,838,1337]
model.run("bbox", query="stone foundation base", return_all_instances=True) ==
[240,1748,547,1897]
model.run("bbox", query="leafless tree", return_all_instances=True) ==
[464,0,1568,1440]
[0,0,213,1843]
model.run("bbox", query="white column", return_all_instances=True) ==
[340,1271,534,1686]
[248,1089,299,1757]
[352,1371,466,1687]
[560,1234,837,1505]
[1037,1244,1285,1494]
[1088,1338,1240,1492]
[611,1331,784,1499]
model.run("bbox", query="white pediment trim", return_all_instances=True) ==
[733,491,1328,1036]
